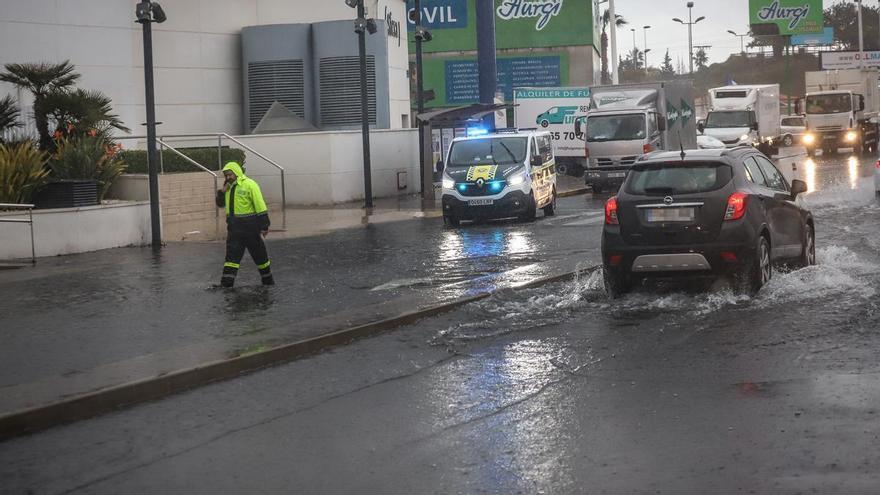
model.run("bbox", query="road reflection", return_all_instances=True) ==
[803,158,817,193]
[848,156,860,190]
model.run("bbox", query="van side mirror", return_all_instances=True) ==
[791,179,807,199]
[697,122,704,133]
[531,155,543,167]
[859,95,866,111]
[794,98,801,115]
[435,160,444,173]
[751,122,759,131]
[574,118,583,138]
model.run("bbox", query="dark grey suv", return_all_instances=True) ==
[601,148,816,297]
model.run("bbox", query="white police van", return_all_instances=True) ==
[440,128,558,226]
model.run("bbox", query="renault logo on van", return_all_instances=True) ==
[664,196,674,205]
[476,178,485,187]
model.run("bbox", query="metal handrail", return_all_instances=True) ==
[115,133,287,227]
[0,203,36,264]
[156,139,220,219]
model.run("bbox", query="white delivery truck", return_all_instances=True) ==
[798,69,880,156]
[699,84,780,154]
[574,80,697,194]
[514,87,590,177]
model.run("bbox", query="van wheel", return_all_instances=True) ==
[543,189,557,217]
[443,215,460,227]
[782,134,793,147]
[519,192,537,222]
[603,267,630,299]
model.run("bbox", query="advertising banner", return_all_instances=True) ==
[748,0,823,35]
[791,26,833,46]
[423,53,570,107]
[513,87,590,157]
[821,51,880,70]
[407,0,596,52]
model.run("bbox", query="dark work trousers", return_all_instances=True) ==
[221,231,274,287]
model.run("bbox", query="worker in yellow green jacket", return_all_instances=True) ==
[215,161,274,287]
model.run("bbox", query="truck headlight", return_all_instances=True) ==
[508,173,527,186]
[442,178,455,189]
[845,131,858,142]
[803,133,815,145]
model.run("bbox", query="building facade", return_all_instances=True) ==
[407,0,602,109]
[0,0,411,136]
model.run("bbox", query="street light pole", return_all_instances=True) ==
[414,0,425,199]
[643,25,651,73]
[856,0,865,69]
[672,2,704,75]
[609,0,619,84]
[631,28,637,69]
[727,30,748,54]
[347,0,374,208]
[135,1,166,249]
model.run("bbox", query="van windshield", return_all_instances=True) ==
[705,111,752,128]
[587,114,646,142]
[626,162,733,195]
[805,94,852,114]
[447,137,528,167]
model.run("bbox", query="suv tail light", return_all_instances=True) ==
[643,143,653,154]
[724,192,748,221]
[605,197,619,225]
[585,145,590,158]
[875,159,880,169]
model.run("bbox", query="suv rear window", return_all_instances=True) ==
[625,162,733,195]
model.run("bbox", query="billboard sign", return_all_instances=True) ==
[791,26,833,46]
[821,51,880,70]
[748,0,823,35]
[513,87,590,157]
[407,0,595,52]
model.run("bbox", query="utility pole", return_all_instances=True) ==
[609,0,619,84]
[673,2,705,74]
[413,0,426,199]
[135,1,166,249]
[643,25,651,74]
[857,0,865,69]
[475,0,497,129]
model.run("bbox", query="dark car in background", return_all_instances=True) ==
[602,147,815,297]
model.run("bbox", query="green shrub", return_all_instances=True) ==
[49,135,127,199]
[0,142,50,204]
[118,147,246,174]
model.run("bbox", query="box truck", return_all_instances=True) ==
[574,80,697,193]
[699,84,780,154]
[514,87,590,177]
[798,69,880,155]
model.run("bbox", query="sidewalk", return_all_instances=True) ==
[0,183,598,432]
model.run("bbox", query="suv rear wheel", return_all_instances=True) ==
[603,267,630,298]
[742,236,772,295]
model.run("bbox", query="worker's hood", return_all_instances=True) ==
[222,162,246,182]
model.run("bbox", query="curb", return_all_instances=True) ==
[0,266,595,442]
[559,187,590,198]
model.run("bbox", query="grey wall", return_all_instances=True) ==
[241,20,392,133]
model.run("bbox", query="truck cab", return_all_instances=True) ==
[700,85,780,154]
[800,69,879,155]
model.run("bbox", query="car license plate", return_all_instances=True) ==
[468,199,494,206]
[646,207,695,222]
[607,172,627,178]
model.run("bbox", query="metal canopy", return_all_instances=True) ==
[416,103,515,125]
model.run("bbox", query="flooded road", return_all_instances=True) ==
[2,151,880,493]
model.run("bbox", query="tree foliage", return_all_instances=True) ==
[694,48,709,70]
[661,50,675,76]
[600,10,628,84]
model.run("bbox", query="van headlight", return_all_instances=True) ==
[442,178,455,189]
[508,172,527,186]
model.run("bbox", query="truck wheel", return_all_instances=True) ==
[543,189,557,217]
[782,134,793,147]
[556,163,569,176]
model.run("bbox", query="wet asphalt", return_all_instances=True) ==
[1,152,879,493]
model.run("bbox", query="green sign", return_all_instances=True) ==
[749,0,823,35]
[666,100,679,129]
[408,0,597,53]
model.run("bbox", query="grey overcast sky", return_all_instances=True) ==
[612,0,880,71]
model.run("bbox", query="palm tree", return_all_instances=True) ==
[43,89,130,139]
[0,95,21,141]
[0,61,80,151]
[601,10,628,84]
[694,48,709,70]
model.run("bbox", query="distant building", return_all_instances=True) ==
[0,0,411,136]
[407,0,602,110]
